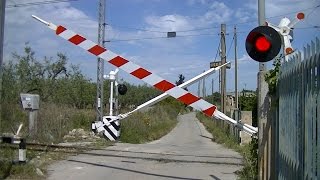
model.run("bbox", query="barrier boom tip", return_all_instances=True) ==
[32,15,57,30]
[32,15,49,25]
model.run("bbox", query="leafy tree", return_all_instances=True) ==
[204,92,221,105]
[239,90,256,111]
[239,90,257,126]
[265,55,282,95]
[175,74,188,91]
[1,45,95,107]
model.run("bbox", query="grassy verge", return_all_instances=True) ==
[0,103,182,179]
[196,112,258,180]
[119,105,179,143]
[0,138,113,179]
[0,145,71,179]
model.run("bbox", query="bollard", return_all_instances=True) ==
[18,139,26,164]
[91,121,97,133]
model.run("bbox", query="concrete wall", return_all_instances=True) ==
[240,111,252,145]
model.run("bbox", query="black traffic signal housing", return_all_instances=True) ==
[118,84,127,95]
[245,26,282,62]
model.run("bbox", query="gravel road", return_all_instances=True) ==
[47,112,243,180]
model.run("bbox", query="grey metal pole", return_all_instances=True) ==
[29,110,38,138]
[0,0,5,132]
[212,78,214,95]
[96,0,105,121]
[202,73,205,97]
[198,79,201,97]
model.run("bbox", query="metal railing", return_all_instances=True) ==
[277,37,319,179]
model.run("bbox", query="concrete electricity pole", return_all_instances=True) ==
[96,0,106,121]
[234,25,238,109]
[234,25,240,142]
[257,0,271,179]
[0,0,5,130]
[220,24,227,114]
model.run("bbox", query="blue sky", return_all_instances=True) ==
[4,0,320,95]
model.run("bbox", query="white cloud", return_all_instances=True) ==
[145,14,192,32]
[235,8,254,23]
[5,0,318,92]
[238,54,253,64]
[203,1,233,23]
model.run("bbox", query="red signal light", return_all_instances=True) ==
[245,26,282,62]
[255,36,271,52]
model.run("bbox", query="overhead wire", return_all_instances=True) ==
[266,4,320,19]
[107,24,220,33]
[7,0,319,41]
[106,33,220,42]
[6,0,79,8]
[294,26,320,29]
[106,3,320,41]
[226,35,235,58]
[213,41,221,62]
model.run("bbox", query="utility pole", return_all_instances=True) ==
[220,24,227,114]
[0,0,5,72]
[234,25,240,142]
[257,0,272,179]
[0,0,5,131]
[234,25,238,110]
[96,0,106,121]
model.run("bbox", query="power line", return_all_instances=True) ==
[232,4,320,26]
[267,4,320,19]
[106,25,166,33]
[295,26,320,29]
[6,0,79,8]
[105,33,220,42]
[213,40,221,62]
[108,4,320,36]
[107,24,220,33]
[226,34,234,58]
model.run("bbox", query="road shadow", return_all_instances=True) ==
[210,175,221,180]
[200,135,214,141]
[68,159,203,180]
[72,151,244,165]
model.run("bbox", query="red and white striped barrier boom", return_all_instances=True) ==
[32,15,257,136]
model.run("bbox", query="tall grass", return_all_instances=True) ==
[0,102,182,178]
[36,103,95,143]
[1,102,95,143]
[120,105,179,143]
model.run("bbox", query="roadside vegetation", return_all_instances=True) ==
[197,90,258,180]
[196,113,258,179]
[0,45,183,179]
